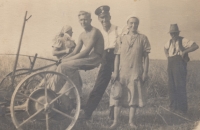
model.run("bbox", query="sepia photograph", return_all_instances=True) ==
[0,0,200,129]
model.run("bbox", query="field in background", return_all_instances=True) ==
[0,55,200,130]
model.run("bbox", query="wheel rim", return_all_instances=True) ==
[10,71,81,130]
[0,68,30,101]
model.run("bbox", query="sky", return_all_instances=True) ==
[0,0,200,60]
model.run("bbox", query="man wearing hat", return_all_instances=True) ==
[164,24,199,114]
[82,5,122,120]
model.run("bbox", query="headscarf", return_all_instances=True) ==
[53,25,72,42]
[121,15,139,35]
[59,25,72,36]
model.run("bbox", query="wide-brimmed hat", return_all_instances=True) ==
[169,24,180,33]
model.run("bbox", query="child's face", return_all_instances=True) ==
[66,29,73,37]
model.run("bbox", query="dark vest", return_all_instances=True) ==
[170,36,190,62]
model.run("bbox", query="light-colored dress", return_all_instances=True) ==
[110,33,151,107]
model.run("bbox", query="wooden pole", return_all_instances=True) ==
[11,11,31,90]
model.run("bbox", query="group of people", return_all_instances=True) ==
[50,5,199,129]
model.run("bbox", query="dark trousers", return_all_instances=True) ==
[168,55,188,113]
[84,49,115,117]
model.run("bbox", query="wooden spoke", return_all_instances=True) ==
[17,108,44,129]
[52,108,74,120]
[45,84,48,103]
[49,87,73,105]
[17,92,44,105]
[46,113,49,130]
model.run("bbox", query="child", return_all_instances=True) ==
[52,25,76,59]
[109,16,151,129]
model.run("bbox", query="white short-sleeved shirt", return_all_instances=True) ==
[100,24,122,50]
[164,37,194,57]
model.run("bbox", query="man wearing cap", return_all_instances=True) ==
[164,24,199,114]
[82,5,122,120]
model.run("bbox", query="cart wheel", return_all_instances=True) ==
[0,68,30,101]
[10,71,81,130]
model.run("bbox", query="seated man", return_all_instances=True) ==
[52,10,104,100]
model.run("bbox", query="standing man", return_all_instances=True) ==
[164,24,199,114]
[82,5,122,120]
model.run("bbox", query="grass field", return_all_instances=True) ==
[0,55,200,130]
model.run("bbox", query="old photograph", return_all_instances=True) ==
[0,0,200,130]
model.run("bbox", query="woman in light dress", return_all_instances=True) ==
[110,16,151,129]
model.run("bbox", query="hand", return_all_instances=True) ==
[65,48,70,53]
[56,59,62,65]
[111,72,118,84]
[179,50,186,58]
[142,73,148,83]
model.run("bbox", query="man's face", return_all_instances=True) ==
[170,32,179,40]
[98,14,111,27]
[127,17,139,32]
[79,15,92,29]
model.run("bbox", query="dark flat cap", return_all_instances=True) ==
[95,5,110,16]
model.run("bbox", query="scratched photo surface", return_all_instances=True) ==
[0,0,200,130]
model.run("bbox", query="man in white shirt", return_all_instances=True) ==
[82,5,122,120]
[164,24,199,114]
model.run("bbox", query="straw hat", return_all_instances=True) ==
[110,80,122,100]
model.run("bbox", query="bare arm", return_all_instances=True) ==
[111,54,120,83]
[142,52,149,83]
[52,48,70,56]
[180,42,199,58]
[63,29,98,61]
[114,55,120,75]
[183,42,199,54]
